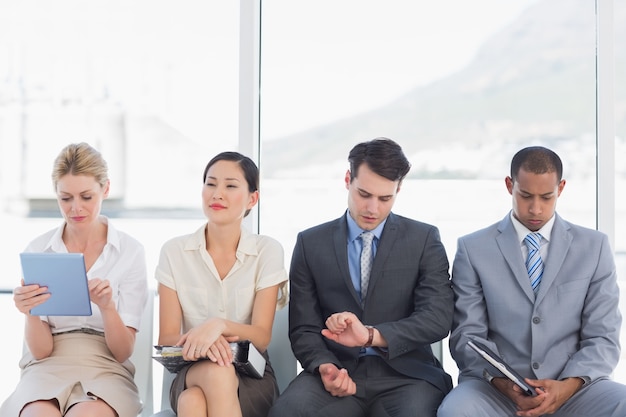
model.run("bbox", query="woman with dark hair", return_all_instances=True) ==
[156,151,288,417]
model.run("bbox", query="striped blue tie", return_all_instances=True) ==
[524,233,544,294]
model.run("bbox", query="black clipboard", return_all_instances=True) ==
[153,340,266,378]
[20,252,92,316]
[467,340,536,396]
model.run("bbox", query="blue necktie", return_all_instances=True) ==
[524,233,544,294]
[360,231,375,300]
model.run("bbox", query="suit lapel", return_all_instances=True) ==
[366,213,398,301]
[496,214,536,302]
[535,214,572,304]
[333,216,362,306]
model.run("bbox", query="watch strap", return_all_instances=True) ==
[364,325,374,348]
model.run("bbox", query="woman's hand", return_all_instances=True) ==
[177,318,239,365]
[88,278,115,311]
[13,279,51,315]
[202,335,240,366]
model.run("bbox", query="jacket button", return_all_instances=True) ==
[532,362,540,369]
[532,316,541,324]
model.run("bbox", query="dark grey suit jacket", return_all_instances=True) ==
[288,212,454,394]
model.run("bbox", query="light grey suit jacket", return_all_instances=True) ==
[449,212,621,383]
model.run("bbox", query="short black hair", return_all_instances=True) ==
[510,146,563,181]
[348,137,411,183]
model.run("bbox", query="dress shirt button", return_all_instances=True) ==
[532,316,541,324]
[532,362,540,369]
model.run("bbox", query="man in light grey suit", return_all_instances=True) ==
[269,138,453,417]
[438,146,626,417]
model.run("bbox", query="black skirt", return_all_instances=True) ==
[169,350,278,417]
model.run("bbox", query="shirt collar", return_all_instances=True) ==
[185,223,257,258]
[43,216,119,253]
[510,211,555,245]
[345,210,387,244]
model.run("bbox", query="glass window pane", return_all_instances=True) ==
[614,0,626,381]
[260,0,601,382]
[0,0,239,406]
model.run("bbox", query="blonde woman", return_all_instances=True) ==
[1,142,148,417]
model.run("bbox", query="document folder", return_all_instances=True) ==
[153,340,266,379]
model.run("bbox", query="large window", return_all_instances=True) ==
[260,0,620,382]
[0,0,240,407]
[0,0,623,408]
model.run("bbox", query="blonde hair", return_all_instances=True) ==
[51,142,109,190]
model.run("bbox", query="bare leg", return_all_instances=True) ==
[20,399,62,417]
[182,361,242,417]
[66,398,117,417]
[177,387,208,417]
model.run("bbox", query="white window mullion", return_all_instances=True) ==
[239,0,262,233]
[596,0,615,246]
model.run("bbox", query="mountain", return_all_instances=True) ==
[261,0,626,179]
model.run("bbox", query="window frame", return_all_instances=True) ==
[240,0,617,244]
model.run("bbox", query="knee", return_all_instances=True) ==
[436,397,456,417]
[437,391,474,417]
[268,392,304,417]
[206,363,239,393]
[193,362,239,393]
[20,400,62,417]
[65,399,116,417]
[437,383,500,417]
[177,387,207,415]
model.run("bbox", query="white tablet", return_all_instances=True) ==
[20,252,93,316]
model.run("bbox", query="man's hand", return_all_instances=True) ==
[515,377,583,417]
[319,363,356,397]
[491,376,583,417]
[491,377,545,414]
[321,311,369,347]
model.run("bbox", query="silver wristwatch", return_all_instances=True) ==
[483,368,495,384]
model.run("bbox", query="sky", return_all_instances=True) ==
[260,0,540,138]
[0,0,539,144]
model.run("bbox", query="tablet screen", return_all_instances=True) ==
[20,252,93,316]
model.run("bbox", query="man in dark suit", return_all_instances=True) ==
[269,138,453,417]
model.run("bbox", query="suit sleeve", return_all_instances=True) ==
[448,236,492,379]
[375,224,454,360]
[559,234,622,381]
[288,232,342,373]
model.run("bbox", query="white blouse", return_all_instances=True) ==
[24,216,149,333]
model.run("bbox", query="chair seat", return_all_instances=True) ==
[151,411,176,417]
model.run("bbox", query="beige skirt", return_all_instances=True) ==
[0,332,141,417]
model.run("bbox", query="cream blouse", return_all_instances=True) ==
[155,224,288,332]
